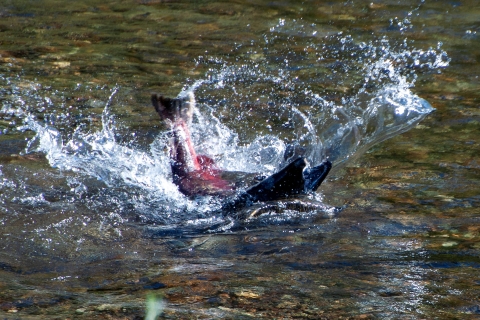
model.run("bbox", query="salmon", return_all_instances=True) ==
[151,94,331,206]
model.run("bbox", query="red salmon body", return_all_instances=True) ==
[152,94,235,197]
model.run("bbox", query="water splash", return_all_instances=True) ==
[2,20,449,230]
[183,27,446,170]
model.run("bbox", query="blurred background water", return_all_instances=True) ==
[0,0,479,319]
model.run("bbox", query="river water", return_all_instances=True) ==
[0,0,479,319]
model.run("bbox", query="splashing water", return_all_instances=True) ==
[1,21,449,230]
[185,26,447,170]
[22,88,178,195]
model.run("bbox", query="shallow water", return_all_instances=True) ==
[0,0,479,319]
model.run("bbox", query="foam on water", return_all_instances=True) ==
[1,21,449,228]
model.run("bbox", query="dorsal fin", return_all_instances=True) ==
[245,157,307,202]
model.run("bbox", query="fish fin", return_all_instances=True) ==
[245,157,307,202]
[303,160,332,192]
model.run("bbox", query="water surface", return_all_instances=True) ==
[0,0,479,319]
